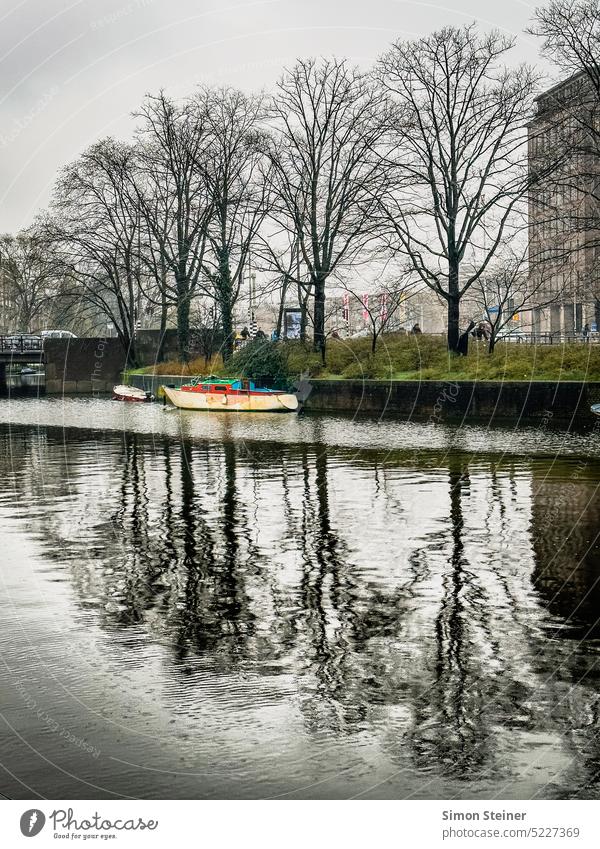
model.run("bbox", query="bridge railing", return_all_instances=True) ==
[493,331,599,344]
[0,335,43,353]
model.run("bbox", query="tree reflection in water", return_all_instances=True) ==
[2,424,600,796]
[408,462,499,779]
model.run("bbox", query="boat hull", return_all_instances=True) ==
[163,385,299,412]
[113,385,153,402]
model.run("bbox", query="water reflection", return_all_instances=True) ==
[1,423,600,799]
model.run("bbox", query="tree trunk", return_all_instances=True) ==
[156,272,169,363]
[156,295,168,363]
[176,280,190,363]
[447,296,460,353]
[297,281,308,343]
[220,297,234,364]
[218,251,234,364]
[118,330,137,368]
[129,342,138,368]
[313,274,326,364]
[299,302,307,342]
[447,255,460,353]
[276,276,288,339]
[488,335,496,355]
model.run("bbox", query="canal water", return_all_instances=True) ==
[1,398,600,800]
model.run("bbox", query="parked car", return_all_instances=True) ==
[496,328,528,343]
[40,330,78,339]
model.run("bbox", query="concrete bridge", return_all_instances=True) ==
[0,335,128,394]
[0,336,45,391]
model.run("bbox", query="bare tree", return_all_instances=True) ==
[195,86,267,363]
[530,1,600,93]
[188,298,221,367]
[254,232,313,341]
[376,25,544,353]
[267,235,299,341]
[134,92,213,362]
[48,139,143,364]
[131,163,176,363]
[472,244,569,352]
[0,229,58,331]
[266,58,390,362]
[339,273,421,353]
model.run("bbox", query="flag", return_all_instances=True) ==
[342,292,349,323]
[380,292,388,322]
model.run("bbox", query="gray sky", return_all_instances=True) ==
[0,0,550,232]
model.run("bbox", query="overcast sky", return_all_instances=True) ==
[0,0,553,232]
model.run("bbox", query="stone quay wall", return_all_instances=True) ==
[302,379,600,422]
[126,373,600,422]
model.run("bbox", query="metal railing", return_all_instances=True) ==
[493,331,599,345]
[0,335,43,353]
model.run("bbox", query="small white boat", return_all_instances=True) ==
[20,368,44,388]
[163,378,298,413]
[113,384,153,402]
[592,404,600,417]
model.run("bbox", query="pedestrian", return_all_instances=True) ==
[255,328,266,340]
[474,321,491,341]
[240,326,250,340]
[582,323,590,342]
[411,323,422,335]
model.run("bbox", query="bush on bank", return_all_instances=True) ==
[228,339,289,381]
[131,333,600,382]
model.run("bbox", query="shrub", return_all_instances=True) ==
[228,339,289,382]
[285,341,324,376]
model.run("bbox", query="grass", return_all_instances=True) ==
[125,354,223,378]
[127,334,600,383]
[286,334,600,382]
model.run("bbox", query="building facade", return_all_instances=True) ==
[528,72,600,337]
[326,288,449,337]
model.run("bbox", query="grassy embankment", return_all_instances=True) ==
[126,334,600,382]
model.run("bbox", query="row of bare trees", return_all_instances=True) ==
[1,4,598,363]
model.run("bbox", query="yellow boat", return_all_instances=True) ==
[162,378,299,413]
